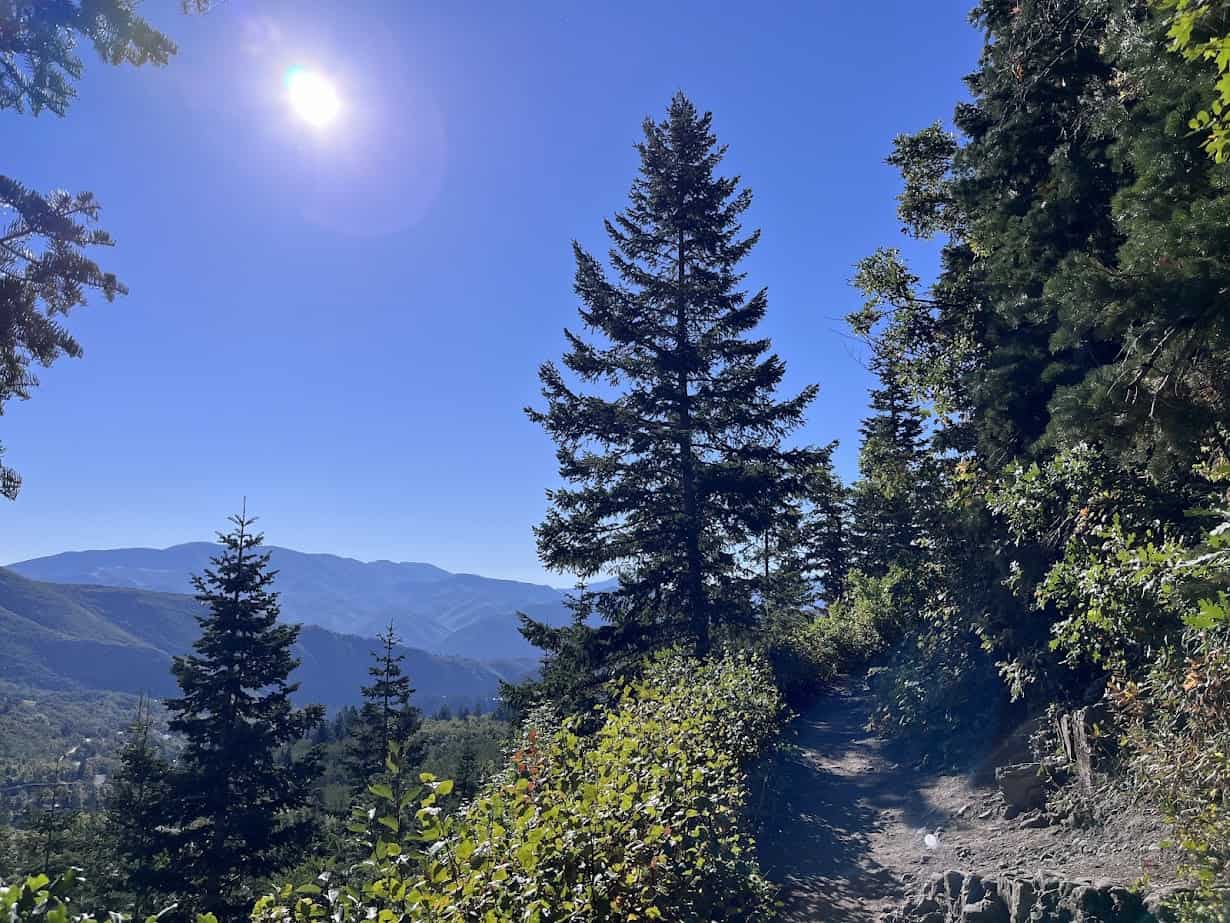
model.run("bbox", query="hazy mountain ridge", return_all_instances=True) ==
[8,543,574,660]
[0,566,533,712]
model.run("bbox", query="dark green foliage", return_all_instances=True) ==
[525,92,821,691]
[803,456,850,604]
[414,715,508,801]
[0,0,190,499]
[343,621,423,791]
[0,1,175,116]
[1043,7,1230,476]
[847,343,932,575]
[855,1,1230,480]
[160,512,324,920]
[751,444,849,624]
[843,0,1161,716]
[104,699,172,918]
[0,177,126,498]
[451,736,480,802]
[840,0,1230,907]
[505,588,613,716]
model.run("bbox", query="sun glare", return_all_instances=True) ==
[286,67,340,128]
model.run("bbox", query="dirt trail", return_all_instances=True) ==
[757,682,921,921]
[757,681,1175,923]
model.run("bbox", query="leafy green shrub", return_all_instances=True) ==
[1117,624,1230,921]
[252,650,783,923]
[993,454,1230,913]
[765,567,907,704]
[989,444,1200,678]
[864,606,1002,761]
[1106,479,1230,917]
[0,869,216,923]
[1155,0,1230,162]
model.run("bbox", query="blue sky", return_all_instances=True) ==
[2,1,981,582]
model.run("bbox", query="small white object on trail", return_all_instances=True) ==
[924,833,939,849]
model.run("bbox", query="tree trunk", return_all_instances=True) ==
[676,229,708,656]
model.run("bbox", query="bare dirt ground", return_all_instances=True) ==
[755,680,1178,922]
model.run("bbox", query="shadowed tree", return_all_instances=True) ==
[344,620,423,790]
[848,343,930,575]
[105,697,172,918]
[161,510,323,920]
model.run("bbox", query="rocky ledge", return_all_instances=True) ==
[880,869,1184,923]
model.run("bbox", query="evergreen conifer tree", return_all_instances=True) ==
[526,93,820,679]
[105,698,171,918]
[848,346,930,574]
[804,458,849,605]
[161,510,323,920]
[344,620,423,790]
[505,588,610,716]
[453,737,481,802]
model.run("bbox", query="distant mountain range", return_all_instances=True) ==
[8,543,586,661]
[0,566,533,713]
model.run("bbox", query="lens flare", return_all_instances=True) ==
[285,67,340,127]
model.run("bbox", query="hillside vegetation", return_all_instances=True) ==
[8,545,572,661]
[0,567,520,711]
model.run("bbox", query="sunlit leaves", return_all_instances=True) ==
[0,869,217,923]
[254,651,783,922]
[1156,0,1230,160]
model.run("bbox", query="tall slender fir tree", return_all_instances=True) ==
[161,510,323,920]
[344,619,423,790]
[848,343,930,575]
[105,697,172,919]
[525,93,821,684]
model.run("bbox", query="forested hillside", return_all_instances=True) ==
[0,566,522,710]
[4,1,1230,922]
[8,544,572,659]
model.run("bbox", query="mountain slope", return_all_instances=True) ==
[8,544,570,659]
[0,568,524,712]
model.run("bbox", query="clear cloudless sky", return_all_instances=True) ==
[2,0,982,582]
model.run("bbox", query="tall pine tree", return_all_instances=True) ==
[344,620,423,790]
[526,93,820,679]
[105,698,171,919]
[162,511,323,920]
[750,446,848,623]
[848,344,930,574]
[804,456,849,605]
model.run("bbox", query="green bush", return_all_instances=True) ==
[0,869,216,923]
[1107,479,1230,917]
[765,567,905,704]
[864,609,1002,761]
[252,650,783,923]
[992,453,1230,913]
[1117,624,1230,921]
[811,565,1002,760]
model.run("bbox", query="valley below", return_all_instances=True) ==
[7,542,578,662]
[0,543,569,720]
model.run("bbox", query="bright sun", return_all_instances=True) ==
[286,67,340,128]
